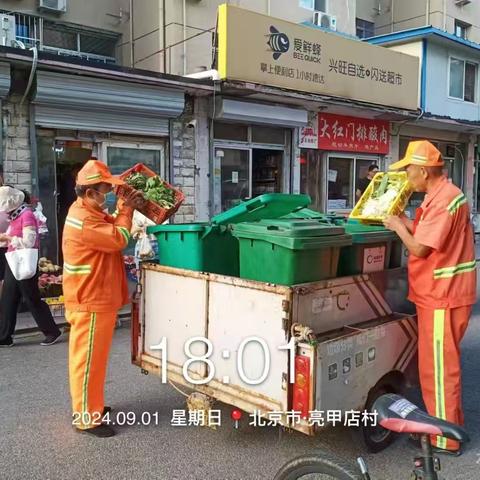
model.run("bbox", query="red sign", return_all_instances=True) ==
[317,113,390,154]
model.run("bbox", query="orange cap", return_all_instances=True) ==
[389,140,444,170]
[76,159,124,186]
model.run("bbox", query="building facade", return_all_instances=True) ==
[356,0,480,43]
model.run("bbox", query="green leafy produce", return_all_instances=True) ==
[125,172,176,209]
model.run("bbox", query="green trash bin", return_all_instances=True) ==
[232,219,351,285]
[337,221,399,276]
[147,194,311,276]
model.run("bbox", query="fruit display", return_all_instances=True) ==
[38,257,63,298]
[39,257,61,273]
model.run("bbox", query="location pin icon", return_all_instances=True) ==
[231,409,242,429]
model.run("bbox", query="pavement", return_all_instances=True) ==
[1,303,480,480]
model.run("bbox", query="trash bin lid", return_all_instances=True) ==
[344,221,398,242]
[212,194,311,226]
[232,218,345,238]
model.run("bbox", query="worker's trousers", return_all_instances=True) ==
[416,305,471,451]
[67,310,117,429]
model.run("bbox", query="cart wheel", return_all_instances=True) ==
[361,385,398,453]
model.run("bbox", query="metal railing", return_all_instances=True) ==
[2,11,117,64]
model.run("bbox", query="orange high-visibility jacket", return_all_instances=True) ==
[62,198,133,313]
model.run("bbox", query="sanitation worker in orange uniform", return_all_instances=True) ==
[384,140,476,456]
[63,160,144,437]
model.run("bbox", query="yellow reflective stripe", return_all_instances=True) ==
[82,313,96,425]
[112,209,119,219]
[433,309,447,449]
[117,226,130,243]
[86,173,102,180]
[433,260,476,279]
[411,154,427,163]
[447,193,466,215]
[64,262,92,275]
[65,217,83,230]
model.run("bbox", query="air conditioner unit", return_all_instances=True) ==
[39,0,67,13]
[0,14,17,47]
[455,0,472,6]
[313,11,337,31]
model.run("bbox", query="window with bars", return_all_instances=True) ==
[356,18,375,39]
[43,22,118,59]
[0,11,119,63]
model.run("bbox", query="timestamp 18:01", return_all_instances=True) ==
[150,336,296,386]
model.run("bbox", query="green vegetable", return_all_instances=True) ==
[125,172,176,209]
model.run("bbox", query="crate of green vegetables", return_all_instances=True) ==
[115,163,185,224]
[349,171,413,224]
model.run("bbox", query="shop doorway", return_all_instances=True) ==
[252,149,283,197]
[36,135,166,264]
[214,147,285,213]
[55,141,93,264]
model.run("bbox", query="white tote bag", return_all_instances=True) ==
[5,248,38,281]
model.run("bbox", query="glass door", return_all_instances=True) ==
[214,147,251,214]
[102,142,166,212]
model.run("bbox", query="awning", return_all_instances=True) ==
[33,71,185,136]
[215,98,308,127]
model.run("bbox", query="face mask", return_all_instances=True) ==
[87,190,106,211]
[105,192,116,207]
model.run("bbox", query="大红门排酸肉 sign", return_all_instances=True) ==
[217,5,419,111]
[299,113,390,153]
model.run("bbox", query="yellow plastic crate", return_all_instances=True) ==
[349,172,413,224]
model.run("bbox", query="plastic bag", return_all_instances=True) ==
[34,202,49,235]
[135,232,155,260]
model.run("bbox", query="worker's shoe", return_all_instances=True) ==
[40,332,62,346]
[76,424,116,438]
[408,435,462,457]
[0,337,14,347]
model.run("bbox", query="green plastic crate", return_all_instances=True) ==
[147,223,239,276]
[147,194,312,276]
[337,222,399,276]
[232,219,351,285]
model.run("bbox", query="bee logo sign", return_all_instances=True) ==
[266,26,290,60]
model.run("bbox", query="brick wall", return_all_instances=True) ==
[2,94,33,192]
[171,114,196,223]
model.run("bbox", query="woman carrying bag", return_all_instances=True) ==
[0,186,61,347]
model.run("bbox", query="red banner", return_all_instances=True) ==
[318,113,390,154]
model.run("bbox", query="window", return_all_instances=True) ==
[326,155,381,210]
[251,126,285,144]
[214,122,248,142]
[356,18,375,39]
[43,22,118,61]
[449,57,477,102]
[300,0,327,12]
[454,20,470,40]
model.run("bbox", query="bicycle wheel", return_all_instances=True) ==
[273,453,364,480]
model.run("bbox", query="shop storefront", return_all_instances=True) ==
[32,70,184,262]
[299,113,390,213]
[212,98,307,214]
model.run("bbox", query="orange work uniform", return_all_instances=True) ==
[63,197,133,429]
[409,177,476,450]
